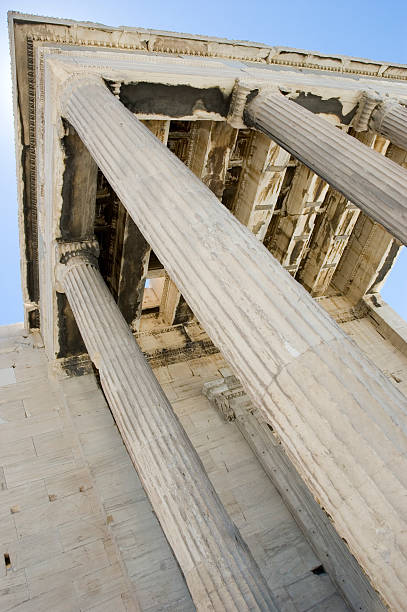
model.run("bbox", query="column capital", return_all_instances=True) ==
[370,97,406,131]
[352,90,407,149]
[203,375,245,422]
[56,239,99,291]
[59,73,106,116]
[352,90,382,132]
[227,78,280,128]
[352,90,407,133]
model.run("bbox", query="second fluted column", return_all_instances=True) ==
[244,87,407,244]
[58,240,276,612]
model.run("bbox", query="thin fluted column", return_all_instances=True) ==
[61,76,407,610]
[371,99,407,152]
[244,88,407,244]
[58,241,276,612]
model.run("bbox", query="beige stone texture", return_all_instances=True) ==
[0,326,356,611]
[7,13,407,611]
[58,75,407,610]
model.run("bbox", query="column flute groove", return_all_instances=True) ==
[60,76,407,610]
[59,246,277,612]
[245,89,407,244]
[371,100,407,152]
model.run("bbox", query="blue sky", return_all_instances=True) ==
[1,0,406,324]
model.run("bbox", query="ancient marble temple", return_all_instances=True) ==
[2,11,407,611]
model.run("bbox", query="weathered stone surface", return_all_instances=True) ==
[298,189,359,295]
[371,99,407,150]
[245,89,407,244]
[159,274,182,325]
[204,376,385,612]
[354,91,407,150]
[60,124,97,241]
[331,141,405,304]
[232,132,290,241]
[116,219,150,329]
[297,130,376,295]
[268,162,328,275]
[60,75,407,611]
[187,120,237,199]
[0,326,198,612]
[116,120,169,330]
[59,244,277,611]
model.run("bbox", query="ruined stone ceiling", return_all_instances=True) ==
[10,13,405,336]
[94,117,402,333]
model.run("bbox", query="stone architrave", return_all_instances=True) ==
[60,75,407,611]
[58,240,277,611]
[242,85,407,244]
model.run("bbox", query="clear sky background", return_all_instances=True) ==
[1,0,406,325]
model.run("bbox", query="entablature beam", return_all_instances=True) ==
[41,47,407,124]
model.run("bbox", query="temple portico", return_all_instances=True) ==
[4,13,407,611]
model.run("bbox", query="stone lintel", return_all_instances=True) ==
[232,131,291,241]
[270,164,329,274]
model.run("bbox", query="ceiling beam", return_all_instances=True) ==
[232,132,290,241]
[266,162,329,275]
[298,132,376,296]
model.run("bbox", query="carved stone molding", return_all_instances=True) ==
[227,80,256,128]
[111,81,121,97]
[58,238,99,264]
[352,90,382,132]
[56,239,99,291]
[227,79,280,128]
[21,18,407,80]
[203,375,246,421]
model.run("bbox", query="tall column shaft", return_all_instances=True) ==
[59,244,276,612]
[245,89,407,244]
[61,76,407,611]
[371,100,407,152]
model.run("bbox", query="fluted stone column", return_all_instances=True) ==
[243,87,407,244]
[60,75,407,610]
[370,99,407,152]
[353,91,407,152]
[57,240,276,612]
